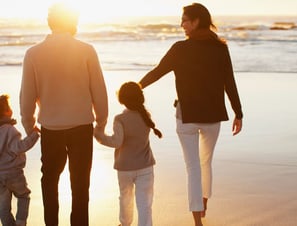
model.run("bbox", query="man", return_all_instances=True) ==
[20,3,108,226]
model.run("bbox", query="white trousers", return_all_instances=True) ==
[117,166,154,226]
[176,119,220,211]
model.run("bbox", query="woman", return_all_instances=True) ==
[139,3,243,226]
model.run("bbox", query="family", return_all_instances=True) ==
[0,2,243,226]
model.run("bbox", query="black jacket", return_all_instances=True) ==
[140,37,243,123]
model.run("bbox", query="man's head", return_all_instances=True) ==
[47,2,79,35]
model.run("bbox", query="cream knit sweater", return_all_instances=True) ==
[20,33,108,133]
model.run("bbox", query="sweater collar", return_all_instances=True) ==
[46,32,73,40]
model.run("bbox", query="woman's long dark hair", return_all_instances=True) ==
[183,3,216,30]
[118,82,162,138]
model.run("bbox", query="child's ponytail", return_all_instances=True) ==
[118,82,162,139]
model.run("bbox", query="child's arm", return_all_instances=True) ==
[94,120,123,149]
[7,125,39,154]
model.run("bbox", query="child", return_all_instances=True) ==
[94,81,162,226]
[0,94,39,226]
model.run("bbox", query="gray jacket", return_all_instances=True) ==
[113,110,156,171]
[0,118,39,175]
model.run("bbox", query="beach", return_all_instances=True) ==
[1,66,297,226]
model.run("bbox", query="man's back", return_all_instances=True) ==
[19,3,108,225]
[21,33,108,132]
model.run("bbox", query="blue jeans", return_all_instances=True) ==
[0,171,31,226]
[40,124,93,226]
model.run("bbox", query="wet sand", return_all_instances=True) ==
[1,68,297,225]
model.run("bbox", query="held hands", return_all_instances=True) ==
[232,117,242,136]
[33,126,41,133]
[93,125,105,143]
[27,126,40,135]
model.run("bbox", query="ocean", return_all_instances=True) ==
[1,15,297,73]
[1,15,297,226]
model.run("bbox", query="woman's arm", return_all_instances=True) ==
[139,44,176,88]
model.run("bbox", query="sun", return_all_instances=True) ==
[63,1,111,24]
[0,0,129,24]
[62,0,138,24]
[41,0,111,24]
[1,0,182,24]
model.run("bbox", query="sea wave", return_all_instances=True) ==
[1,17,297,46]
[1,16,297,73]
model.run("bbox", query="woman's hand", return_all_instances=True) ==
[232,118,242,136]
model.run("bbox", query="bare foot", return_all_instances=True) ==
[192,211,203,226]
[200,197,208,218]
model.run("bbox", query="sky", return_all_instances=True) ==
[0,0,297,23]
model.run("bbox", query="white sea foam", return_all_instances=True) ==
[0,16,296,72]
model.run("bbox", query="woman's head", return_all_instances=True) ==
[47,2,79,35]
[181,3,216,31]
[118,82,144,110]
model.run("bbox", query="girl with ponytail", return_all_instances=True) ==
[94,81,162,226]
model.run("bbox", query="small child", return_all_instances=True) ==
[0,94,39,226]
[94,81,162,226]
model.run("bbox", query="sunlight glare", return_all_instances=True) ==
[3,0,127,24]
[1,0,182,24]
[59,0,135,24]
[58,149,117,202]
